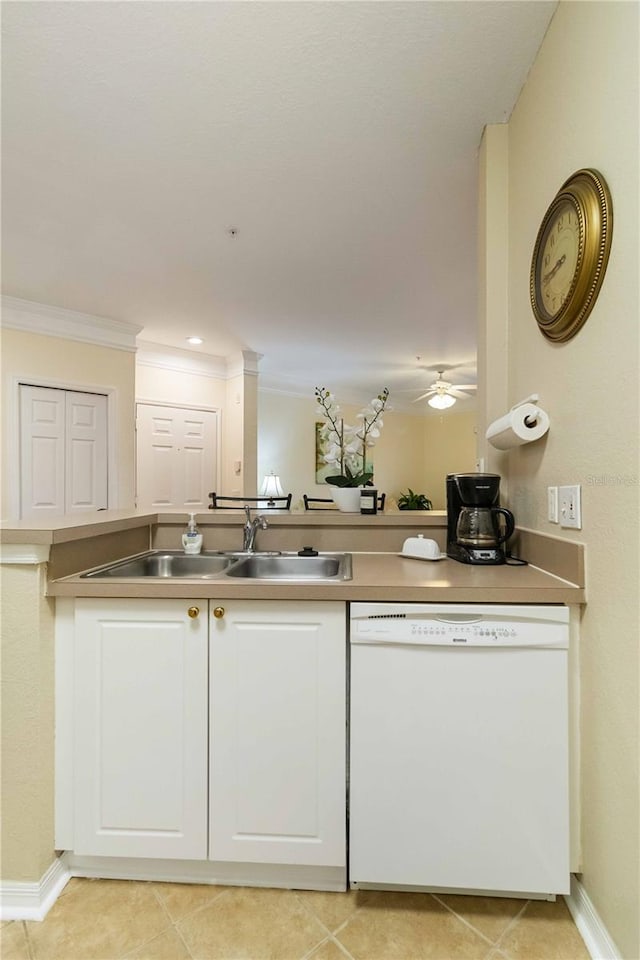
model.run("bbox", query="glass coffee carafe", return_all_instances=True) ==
[456,505,515,550]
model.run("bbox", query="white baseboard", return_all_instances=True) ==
[0,855,70,921]
[564,875,622,960]
[2,857,621,954]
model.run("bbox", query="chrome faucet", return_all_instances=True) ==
[242,505,268,552]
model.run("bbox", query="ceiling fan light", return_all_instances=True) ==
[428,393,456,410]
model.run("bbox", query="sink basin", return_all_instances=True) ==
[225,553,352,581]
[80,550,352,582]
[81,551,233,579]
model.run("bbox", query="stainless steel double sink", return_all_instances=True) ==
[80,550,352,582]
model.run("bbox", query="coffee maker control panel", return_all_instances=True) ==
[466,547,503,563]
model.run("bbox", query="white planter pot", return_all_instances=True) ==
[330,487,362,513]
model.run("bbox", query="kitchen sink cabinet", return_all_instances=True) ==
[62,598,347,874]
[73,599,209,860]
[209,600,346,867]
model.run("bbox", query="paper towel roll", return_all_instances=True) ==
[486,403,550,450]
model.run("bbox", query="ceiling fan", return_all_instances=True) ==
[413,369,477,409]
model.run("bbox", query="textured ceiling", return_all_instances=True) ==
[1,1,556,408]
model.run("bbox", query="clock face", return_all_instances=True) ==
[530,169,612,342]
[535,198,581,320]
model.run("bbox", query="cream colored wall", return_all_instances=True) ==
[258,390,475,509]
[222,373,252,496]
[484,3,639,955]
[1,328,136,520]
[0,565,56,881]
[423,411,477,509]
[135,363,226,409]
[477,124,509,471]
[242,372,258,496]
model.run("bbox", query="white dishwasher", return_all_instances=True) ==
[349,602,570,898]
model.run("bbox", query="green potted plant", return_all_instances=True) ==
[397,488,433,510]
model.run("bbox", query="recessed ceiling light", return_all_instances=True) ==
[186,337,203,345]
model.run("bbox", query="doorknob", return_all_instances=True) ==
[213,606,225,619]
[187,606,200,619]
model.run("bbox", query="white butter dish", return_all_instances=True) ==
[399,551,447,562]
[399,535,446,561]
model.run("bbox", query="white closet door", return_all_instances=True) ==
[136,404,217,511]
[19,385,66,519]
[20,385,108,519]
[65,391,108,512]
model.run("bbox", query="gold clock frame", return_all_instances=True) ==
[530,168,613,342]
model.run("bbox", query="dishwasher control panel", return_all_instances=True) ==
[350,603,569,648]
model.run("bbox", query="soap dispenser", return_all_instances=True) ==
[182,514,203,555]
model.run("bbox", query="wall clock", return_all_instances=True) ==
[530,168,613,342]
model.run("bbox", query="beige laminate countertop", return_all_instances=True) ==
[2,508,584,603]
[50,552,584,604]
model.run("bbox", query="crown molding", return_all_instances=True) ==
[136,340,228,379]
[1,296,143,352]
[137,342,261,380]
[226,350,262,379]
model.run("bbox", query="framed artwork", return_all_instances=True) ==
[315,422,334,484]
[315,422,372,484]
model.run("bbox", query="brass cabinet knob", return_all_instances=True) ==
[187,606,200,619]
[213,605,225,620]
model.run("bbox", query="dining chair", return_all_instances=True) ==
[208,492,292,510]
[303,493,386,511]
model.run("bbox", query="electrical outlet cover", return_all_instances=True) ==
[548,486,559,523]
[559,484,582,529]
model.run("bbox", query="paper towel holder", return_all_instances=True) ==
[512,394,541,427]
[486,395,550,451]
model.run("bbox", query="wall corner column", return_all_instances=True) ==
[477,124,510,475]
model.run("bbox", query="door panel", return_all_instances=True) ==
[20,385,108,519]
[136,404,217,511]
[20,386,66,518]
[74,598,208,860]
[65,392,108,511]
[209,601,346,867]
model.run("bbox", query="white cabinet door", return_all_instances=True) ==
[136,403,218,511]
[209,600,346,867]
[74,599,208,860]
[19,385,108,519]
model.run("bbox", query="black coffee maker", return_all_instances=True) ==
[446,473,515,565]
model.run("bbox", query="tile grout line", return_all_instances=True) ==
[292,891,338,940]
[172,918,197,960]
[117,883,177,960]
[292,892,360,960]
[491,898,532,955]
[21,919,36,960]
[158,884,233,926]
[429,893,500,949]
[145,882,234,959]
[300,932,360,960]
[20,920,36,960]
[327,933,360,960]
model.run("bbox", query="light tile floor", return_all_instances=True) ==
[1,878,591,960]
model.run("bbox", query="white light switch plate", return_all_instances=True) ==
[547,486,559,523]
[559,484,582,529]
